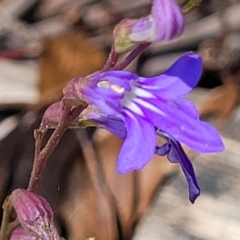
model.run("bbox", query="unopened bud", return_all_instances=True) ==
[113,0,184,53]
[11,189,61,240]
[62,75,91,106]
[9,227,37,240]
[40,102,62,129]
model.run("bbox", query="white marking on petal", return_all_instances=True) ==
[134,98,165,116]
[140,84,160,90]
[124,101,144,116]
[132,86,156,98]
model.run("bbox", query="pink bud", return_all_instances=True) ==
[10,227,37,240]
[63,76,91,105]
[41,102,62,129]
[11,189,61,240]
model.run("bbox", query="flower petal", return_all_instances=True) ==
[155,143,171,155]
[82,71,140,115]
[140,53,203,99]
[81,86,122,115]
[10,227,38,240]
[173,99,199,119]
[151,0,184,41]
[139,97,224,153]
[117,112,156,174]
[87,113,127,139]
[167,138,200,203]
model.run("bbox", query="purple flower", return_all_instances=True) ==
[113,0,184,52]
[80,53,224,202]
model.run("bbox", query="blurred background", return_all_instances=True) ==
[0,0,240,239]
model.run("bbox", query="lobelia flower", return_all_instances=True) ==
[10,189,61,240]
[113,0,184,53]
[78,53,224,203]
[41,53,224,202]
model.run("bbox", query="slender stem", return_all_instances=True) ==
[112,43,151,70]
[33,128,45,172]
[28,124,67,192]
[34,130,43,158]
[28,103,87,192]
[102,46,119,71]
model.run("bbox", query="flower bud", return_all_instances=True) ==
[40,102,62,129]
[62,75,91,105]
[113,0,184,53]
[10,227,37,240]
[11,189,61,240]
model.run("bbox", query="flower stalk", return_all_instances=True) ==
[28,101,87,192]
[112,43,151,71]
[102,47,119,70]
